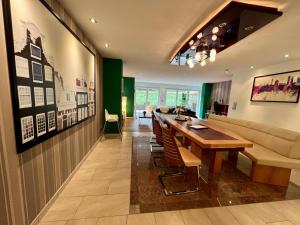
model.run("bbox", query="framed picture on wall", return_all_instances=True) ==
[2,0,96,153]
[251,70,300,103]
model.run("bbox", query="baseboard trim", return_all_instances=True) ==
[30,136,101,225]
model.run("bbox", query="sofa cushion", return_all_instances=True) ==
[208,115,300,159]
[243,144,300,170]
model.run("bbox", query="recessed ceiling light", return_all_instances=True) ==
[225,69,229,74]
[90,18,97,23]
[219,22,227,28]
[250,66,254,69]
[244,25,254,31]
[105,43,109,48]
[284,54,289,58]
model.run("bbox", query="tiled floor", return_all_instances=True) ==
[38,121,300,225]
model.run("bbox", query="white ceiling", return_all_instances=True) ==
[60,0,300,85]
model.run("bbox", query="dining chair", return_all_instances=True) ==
[101,109,122,141]
[150,118,164,152]
[150,112,157,144]
[159,125,202,195]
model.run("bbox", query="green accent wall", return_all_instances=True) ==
[103,58,123,133]
[122,77,135,117]
[199,83,212,119]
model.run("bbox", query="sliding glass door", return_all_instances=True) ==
[135,88,160,111]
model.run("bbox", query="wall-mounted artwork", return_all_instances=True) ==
[3,0,95,153]
[251,70,300,103]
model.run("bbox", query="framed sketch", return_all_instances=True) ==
[251,70,300,103]
[3,0,95,153]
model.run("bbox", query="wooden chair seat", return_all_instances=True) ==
[178,147,201,167]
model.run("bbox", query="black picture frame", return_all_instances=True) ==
[250,70,300,103]
[2,0,96,153]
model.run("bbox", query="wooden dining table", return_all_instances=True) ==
[160,114,253,174]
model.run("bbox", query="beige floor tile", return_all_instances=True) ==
[66,218,98,225]
[107,178,130,194]
[71,169,96,182]
[42,197,82,222]
[117,159,131,168]
[81,159,118,169]
[268,222,294,225]
[227,204,267,225]
[73,194,129,219]
[180,208,213,225]
[269,200,300,224]
[39,222,66,225]
[204,207,240,225]
[247,202,288,223]
[93,168,131,181]
[61,179,110,197]
[127,213,156,225]
[97,215,127,225]
[154,211,185,225]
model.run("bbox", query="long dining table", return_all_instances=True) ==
[158,113,253,174]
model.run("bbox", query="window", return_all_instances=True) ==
[46,88,54,105]
[15,56,29,78]
[188,91,199,111]
[21,116,34,143]
[30,43,42,60]
[17,86,32,109]
[177,90,188,107]
[34,87,44,106]
[47,111,56,131]
[147,88,159,106]
[32,61,43,83]
[165,89,177,107]
[36,113,46,137]
[165,89,200,115]
[44,65,53,81]
[135,89,147,106]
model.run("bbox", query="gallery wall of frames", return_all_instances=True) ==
[3,0,96,153]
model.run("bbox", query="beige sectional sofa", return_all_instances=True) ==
[208,114,300,186]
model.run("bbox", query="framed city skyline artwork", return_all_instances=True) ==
[251,70,300,103]
[2,0,96,153]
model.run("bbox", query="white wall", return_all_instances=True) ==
[228,59,300,132]
[135,81,202,115]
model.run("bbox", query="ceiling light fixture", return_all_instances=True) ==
[212,26,219,34]
[90,18,97,23]
[105,43,109,48]
[284,54,289,58]
[250,66,254,69]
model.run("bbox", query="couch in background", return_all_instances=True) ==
[156,107,197,118]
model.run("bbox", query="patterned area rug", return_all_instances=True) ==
[130,136,300,214]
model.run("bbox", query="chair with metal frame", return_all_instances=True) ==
[159,124,202,196]
[100,109,122,141]
[150,117,164,152]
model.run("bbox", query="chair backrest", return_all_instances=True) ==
[151,113,156,135]
[105,109,109,121]
[154,119,164,146]
[161,125,184,166]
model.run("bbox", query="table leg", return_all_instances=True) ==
[209,151,224,173]
[228,151,239,164]
[191,142,202,160]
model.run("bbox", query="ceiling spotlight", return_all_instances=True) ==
[219,22,227,28]
[195,52,201,62]
[244,25,254,31]
[188,62,194,68]
[284,54,289,58]
[90,18,97,23]
[197,32,203,39]
[105,43,109,48]
[191,45,196,50]
[189,40,194,46]
[250,66,254,69]
[200,60,206,67]
[212,26,219,34]
[225,69,229,74]
[212,34,218,41]
[210,49,217,56]
[209,56,216,62]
